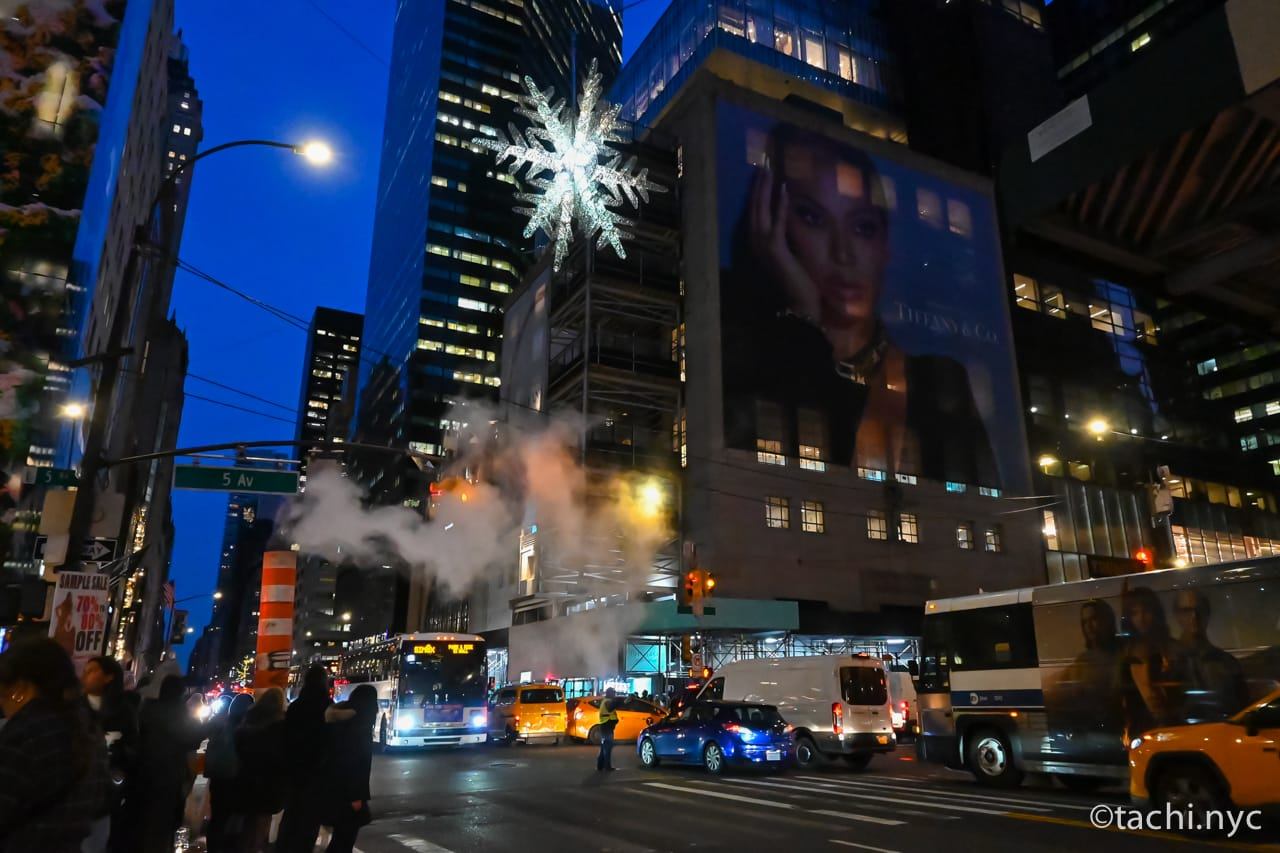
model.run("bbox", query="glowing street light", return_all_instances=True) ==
[638,478,664,517]
[1087,417,1109,438]
[213,591,223,600]
[59,402,87,419]
[1037,454,1059,469]
[341,612,352,622]
[296,140,333,166]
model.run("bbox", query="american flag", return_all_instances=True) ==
[163,580,175,608]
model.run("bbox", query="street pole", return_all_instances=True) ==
[62,140,324,573]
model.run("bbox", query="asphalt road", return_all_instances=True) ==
[338,741,1274,853]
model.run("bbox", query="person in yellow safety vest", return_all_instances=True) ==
[596,688,620,771]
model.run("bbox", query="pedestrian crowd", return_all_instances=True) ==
[0,638,375,853]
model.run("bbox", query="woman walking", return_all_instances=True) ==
[0,639,108,853]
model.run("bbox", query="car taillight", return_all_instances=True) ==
[900,701,909,710]
[722,722,742,734]
[832,702,844,735]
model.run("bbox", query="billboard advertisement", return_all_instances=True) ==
[717,103,1028,492]
[48,571,109,671]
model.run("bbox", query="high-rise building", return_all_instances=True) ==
[0,2,191,658]
[997,0,1280,577]
[480,0,1043,685]
[351,0,623,639]
[295,307,363,484]
[200,487,289,682]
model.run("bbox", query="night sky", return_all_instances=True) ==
[168,0,672,664]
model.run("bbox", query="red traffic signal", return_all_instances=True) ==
[1134,548,1153,566]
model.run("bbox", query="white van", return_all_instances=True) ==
[884,667,918,736]
[699,655,896,768]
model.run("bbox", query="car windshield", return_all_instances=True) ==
[397,642,485,707]
[841,666,888,705]
[715,704,783,726]
[520,688,563,703]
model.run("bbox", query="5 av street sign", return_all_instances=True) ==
[25,467,80,488]
[173,465,299,495]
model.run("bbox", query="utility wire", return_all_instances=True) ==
[184,391,299,426]
[175,259,310,331]
[186,372,297,413]
[301,0,390,67]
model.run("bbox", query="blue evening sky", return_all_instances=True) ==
[168,0,671,664]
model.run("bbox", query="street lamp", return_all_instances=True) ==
[638,478,664,517]
[213,590,223,600]
[1087,417,1109,438]
[61,137,333,571]
[59,402,87,419]
[341,612,352,622]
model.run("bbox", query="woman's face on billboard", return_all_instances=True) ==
[779,140,889,330]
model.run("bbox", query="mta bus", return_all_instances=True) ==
[918,559,1280,788]
[336,632,488,748]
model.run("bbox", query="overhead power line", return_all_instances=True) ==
[184,391,299,426]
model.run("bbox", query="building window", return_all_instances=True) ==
[800,500,825,534]
[978,486,1002,497]
[1242,435,1259,451]
[1043,510,1060,551]
[894,472,917,485]
[867,510,888,541]
[956,523,974,550]
[945,481,967,494]
[858,467,886,482]
[1130,32,1151,51]
[756,400,787,465]
[797,408,827,472]
[756,439,786,466]
[898,513,919,544]
[1013,275,1039,311]
[947,199,972,237]
[985,525,1004,553]
[765,496,790,529]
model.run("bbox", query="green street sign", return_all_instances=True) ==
[173,465,298,495]
[27,467,80,488]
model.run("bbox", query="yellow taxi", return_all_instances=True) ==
[1130,688,1280,814]
[568,695,664,743]
[489,683,567,745]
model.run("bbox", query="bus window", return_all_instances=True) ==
[949,604,1037,671]
[918,613,951,693]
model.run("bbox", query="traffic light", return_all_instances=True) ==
[702,571,716,597]
[681,569,701,606]
[1134,548,1153,567]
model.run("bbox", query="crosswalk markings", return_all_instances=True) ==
[738,776,1037,816]
[794,775,1093,811]
[643,781,796,810]
[387,834,455,853]
[808,808,906,827]
[829,839,901,853]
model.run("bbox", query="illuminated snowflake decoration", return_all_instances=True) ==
[474,59,665,271]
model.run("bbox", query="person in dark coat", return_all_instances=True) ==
[205,693,252,853]
[133,675,204,853]
[321,685,377,853]
[233,687,288,852]
[277,664,333,853]
[0,638,109,853]
[80,655,138,853]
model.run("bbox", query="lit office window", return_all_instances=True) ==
[956,523,974,550]
[898,513,919,544]
[985,524,1004,553]
[756,439,785,466]
[800,500,825,534]
[1043,511,1060,551]
[867,510,888,541]
[765,496,790,529]
[858,467,886,482]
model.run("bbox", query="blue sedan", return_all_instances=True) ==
[637,701,793,774]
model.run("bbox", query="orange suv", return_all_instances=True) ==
[1130,688,1280,815]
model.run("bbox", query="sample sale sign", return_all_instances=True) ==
[48,571,109,668]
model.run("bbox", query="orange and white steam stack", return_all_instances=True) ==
[254,550,296,692]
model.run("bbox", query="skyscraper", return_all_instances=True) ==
[295,307,363,485]
[357,0,622,468]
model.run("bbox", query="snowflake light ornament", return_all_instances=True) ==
[474,59,665,271]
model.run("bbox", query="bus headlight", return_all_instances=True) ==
[395,713,416,733]
[469,711,487,729]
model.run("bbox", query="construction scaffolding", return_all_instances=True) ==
[625,632,921,678]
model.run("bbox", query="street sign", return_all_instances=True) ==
[25,467,80,488]
[173,465,299,495]
[34,536,118,563]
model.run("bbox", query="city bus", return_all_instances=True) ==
[335,632,488,748]
[917,559,1280,788]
